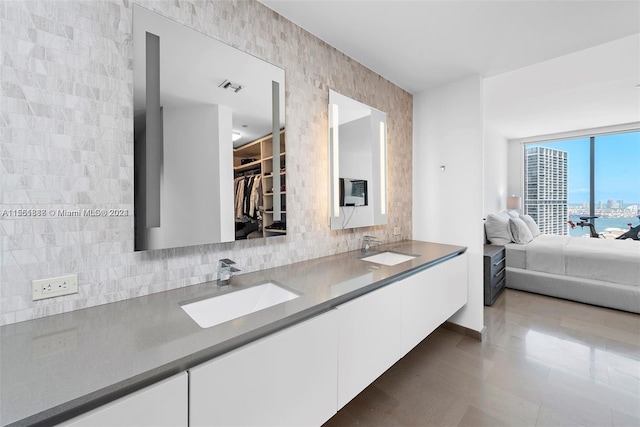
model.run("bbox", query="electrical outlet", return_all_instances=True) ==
[32,274,78,301]
[393,227,401,236]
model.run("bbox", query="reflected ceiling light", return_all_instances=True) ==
[380,121,386,215]
[232,131,241,142]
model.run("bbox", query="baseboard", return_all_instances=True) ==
[443,321,486,342]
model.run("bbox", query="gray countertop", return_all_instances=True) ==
[0,240,466,426]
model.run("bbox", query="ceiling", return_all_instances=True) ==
[261,0,639,94]
[261,1,640,138]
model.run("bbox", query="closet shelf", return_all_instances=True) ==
[234,159,261,172]
[264,229,286,234]
[263,152,286,161]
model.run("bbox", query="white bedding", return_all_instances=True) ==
[505,243,526,269]
[513,235,640,287]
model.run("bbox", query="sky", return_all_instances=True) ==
[529,131,640,206]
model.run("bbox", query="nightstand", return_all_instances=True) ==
[484,244,506,306]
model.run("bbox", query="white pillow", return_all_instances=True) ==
[485,213,512,245]
[509,217,534,244]
[519,214,541,238]
[505,210,520,219]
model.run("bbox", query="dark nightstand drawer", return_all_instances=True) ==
[484,244,506,306]
[490,255,506,278]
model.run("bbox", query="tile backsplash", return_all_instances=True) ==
[0,0,413,325]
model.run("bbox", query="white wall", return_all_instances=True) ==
[147,105,234,249]
[483,126,508,216]
[413,76,484,334]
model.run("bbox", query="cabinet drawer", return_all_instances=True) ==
[491,275,506,300]
[490,255,506,275]
[491,265,506,285]
[483,245,506,306]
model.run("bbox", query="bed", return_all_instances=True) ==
[505,234,640,313]
[484,210,640,313]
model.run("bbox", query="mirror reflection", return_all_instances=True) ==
[329,90,387,230]
[133,6,286,251]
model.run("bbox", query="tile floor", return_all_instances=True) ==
[323,289,640,426]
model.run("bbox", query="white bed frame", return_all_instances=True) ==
[506,267,640,314]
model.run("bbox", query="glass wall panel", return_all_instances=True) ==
[593,131,640,237]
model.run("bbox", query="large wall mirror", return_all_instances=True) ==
[329,90,387,230]
[133,6,286,251]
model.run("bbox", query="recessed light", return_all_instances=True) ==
[219,79,243,93]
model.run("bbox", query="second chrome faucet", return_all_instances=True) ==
[361,235,382,254]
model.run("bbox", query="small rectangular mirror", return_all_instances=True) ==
[329,90,387,230]
[133,6,286,250]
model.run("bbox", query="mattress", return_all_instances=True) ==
[504,243,526,269]
[508,234,640,287]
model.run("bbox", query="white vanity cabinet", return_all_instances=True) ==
[189,310,338,427]
[59,373,188,427]
[337,252,468,409]
[399,263,444,355]
[336,281,403,409]
[438,252,468,320]
[51,251,467,427]
[400,252,468,355]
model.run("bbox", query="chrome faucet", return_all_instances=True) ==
[361,235,382,254]
[217,259,241,287]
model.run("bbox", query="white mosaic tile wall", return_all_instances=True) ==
[0,0,413,325]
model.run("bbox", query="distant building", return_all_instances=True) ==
[524,146,568,235]
[618,200,624,209]
[607,199,614,209]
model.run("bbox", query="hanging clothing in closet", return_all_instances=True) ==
[234,174,262,221]
[249,174,262,218]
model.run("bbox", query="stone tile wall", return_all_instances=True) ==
[0,0,412,325]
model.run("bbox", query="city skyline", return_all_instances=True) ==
[528,130,640,205]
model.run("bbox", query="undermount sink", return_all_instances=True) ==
[360,251,418,266]
[181,282,299,328]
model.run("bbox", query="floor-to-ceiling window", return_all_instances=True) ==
[524,130,640,237]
